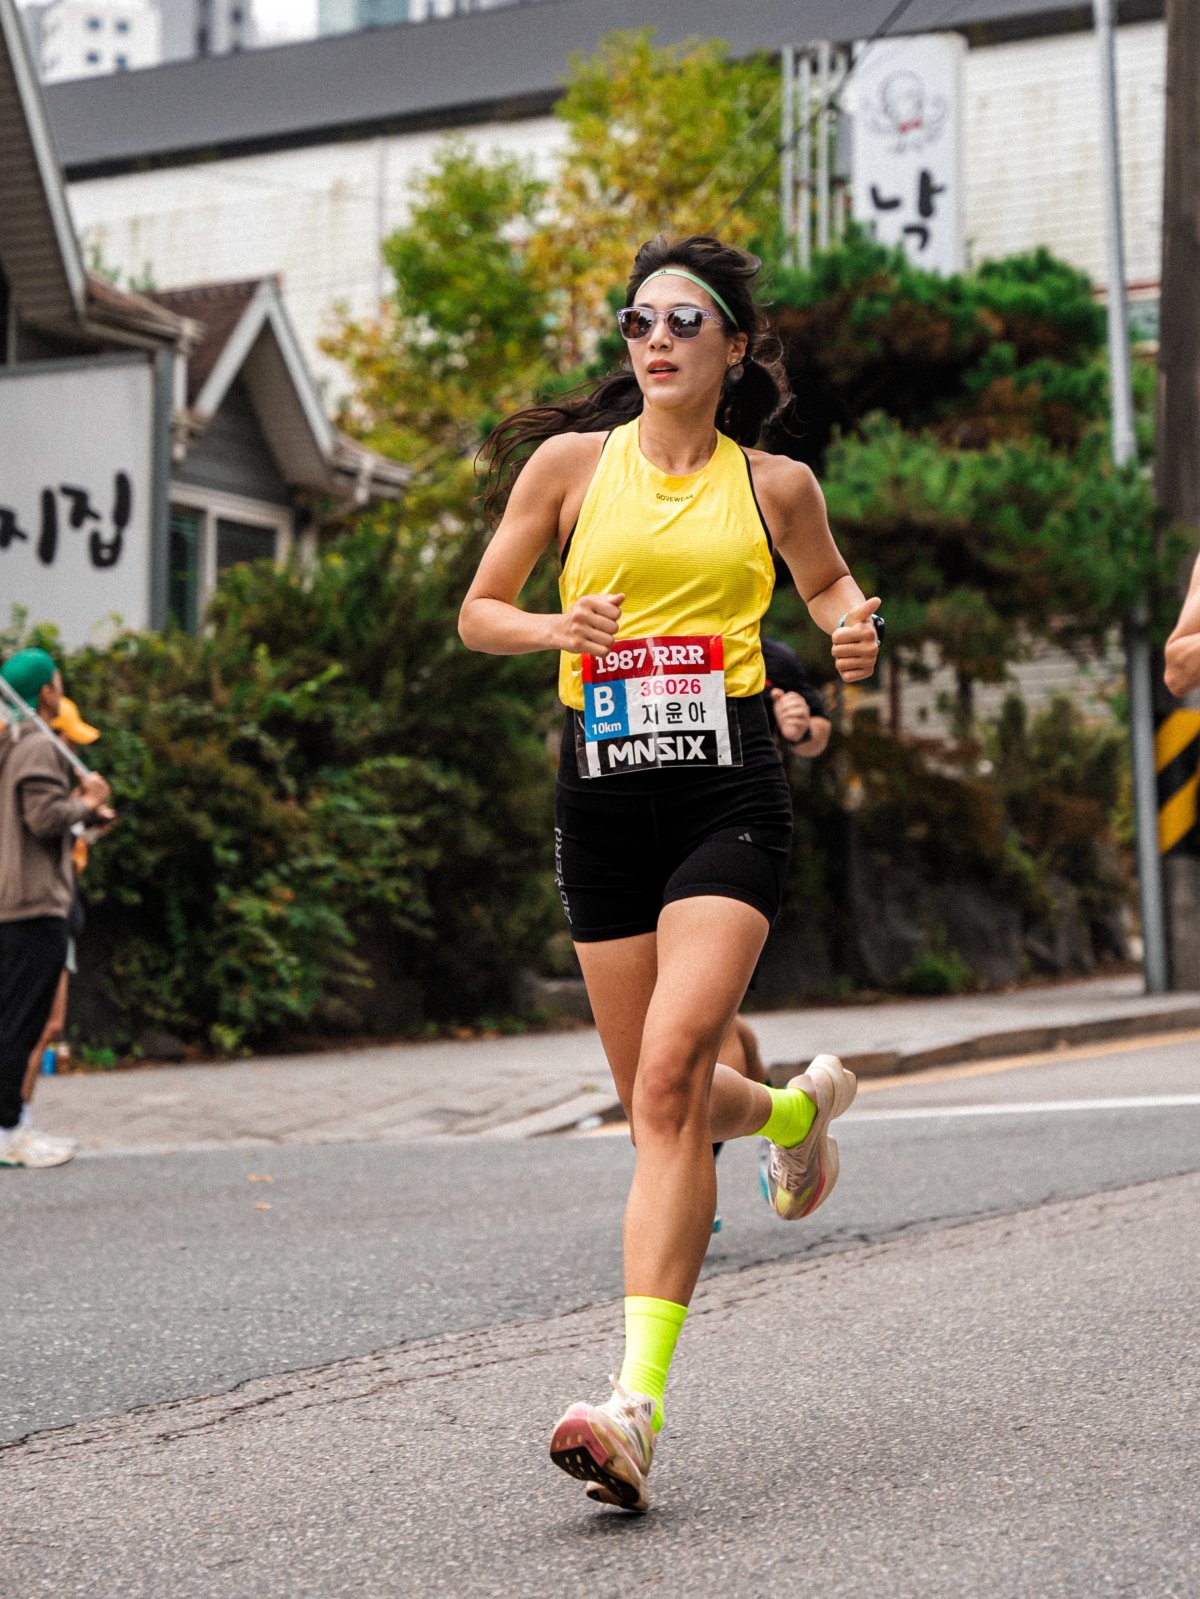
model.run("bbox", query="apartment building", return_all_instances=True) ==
[20,0,158,82]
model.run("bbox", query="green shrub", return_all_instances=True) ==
[28,514,559,1053]
[895,945,976,996]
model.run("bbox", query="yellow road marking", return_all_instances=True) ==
[857,1026,1200,1094]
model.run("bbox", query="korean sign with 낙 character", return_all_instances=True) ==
[849,32,966,276]
[0,356,157,647]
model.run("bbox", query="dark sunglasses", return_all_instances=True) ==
[615,304,726,341]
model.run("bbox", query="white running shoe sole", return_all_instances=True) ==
[549,1403,652,1512]
[768,1053,857,1220]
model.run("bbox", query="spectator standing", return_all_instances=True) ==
[21,696,105,1142]
[0,650,113,1169]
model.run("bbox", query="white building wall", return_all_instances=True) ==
[964,21,1166,285]
[70,115,565,396]
[879,640,1126,740]
[38,0,160,82]
[67,22,1167,391]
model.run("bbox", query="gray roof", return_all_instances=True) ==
[0,0,84,326]
[45,0,1097,177]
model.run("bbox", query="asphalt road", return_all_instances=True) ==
[4,1034,1200,1597]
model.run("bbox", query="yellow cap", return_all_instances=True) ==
[51,695,100,746]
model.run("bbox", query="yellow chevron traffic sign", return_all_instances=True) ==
[1156,709,1200,855]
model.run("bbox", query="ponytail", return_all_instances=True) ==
[479,368,642,526]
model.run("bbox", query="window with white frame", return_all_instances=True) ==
[167,493,291,632]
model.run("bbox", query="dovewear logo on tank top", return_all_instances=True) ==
[655,490,694,503]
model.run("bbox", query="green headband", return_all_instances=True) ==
[637,268,739,330]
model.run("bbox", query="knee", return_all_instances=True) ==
[632,1043,711,1142]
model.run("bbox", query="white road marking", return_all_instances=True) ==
[851,1094,1200,1124]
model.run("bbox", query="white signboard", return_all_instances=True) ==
[0,356,159,648]
[850,33,965,276]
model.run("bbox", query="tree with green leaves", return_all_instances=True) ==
[17,514,559,1054]
[762,233,1178,714]
[529,30,780,364]
[325,32,784,483]
[323,141,551,521]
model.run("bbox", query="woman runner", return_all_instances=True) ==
[459,234,881,1512]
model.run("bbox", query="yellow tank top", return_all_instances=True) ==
[557,420,775,710]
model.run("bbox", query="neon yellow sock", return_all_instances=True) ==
[755,1083,817,1148]
[618,1296,687,1433]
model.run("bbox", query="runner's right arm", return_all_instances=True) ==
[459,434,621,659]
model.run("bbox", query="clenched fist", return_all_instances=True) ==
[770,687,812,744]
[832,597,882,683]
[561,592,624,658]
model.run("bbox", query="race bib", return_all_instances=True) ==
[575,635,741,778]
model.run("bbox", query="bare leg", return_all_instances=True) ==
[574,932,658,1124]
[575,913,773,1154]
[718,1014,767,1084]
[717,1015,748,1078]
[579,896,774,1306]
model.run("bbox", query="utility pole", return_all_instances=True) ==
[1156,0,1200,987]
[1093,0,1169,991]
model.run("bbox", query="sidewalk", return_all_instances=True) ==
[29,973,1200,1154]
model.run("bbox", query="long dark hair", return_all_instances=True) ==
[479,234,791,523]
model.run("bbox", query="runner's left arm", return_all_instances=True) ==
[753,456,880,684]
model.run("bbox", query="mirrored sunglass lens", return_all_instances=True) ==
[667,308,705,337]
[617,309,654,339]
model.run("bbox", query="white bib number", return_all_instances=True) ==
[576,635,739,778]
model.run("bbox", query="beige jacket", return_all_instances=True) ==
[0,721,94,922]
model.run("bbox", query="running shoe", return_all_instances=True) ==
[712,1207,723,1235]
[18,1109,78,1154]
[758,1138,771,1204]
[549,1380,657,1512]
[0,1126,76,1168]
[764,1053,856,1220]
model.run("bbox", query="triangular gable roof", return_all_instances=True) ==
[152,276,334,490]
[0,0,85,328]
[150,278,260,404]
[150,276,409,501]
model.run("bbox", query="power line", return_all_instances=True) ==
[714,0,922,229]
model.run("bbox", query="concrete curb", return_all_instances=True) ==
[499,1005,1200,1138]
[778,1004,1200,1085]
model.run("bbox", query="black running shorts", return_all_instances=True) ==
[554,695,794,943]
